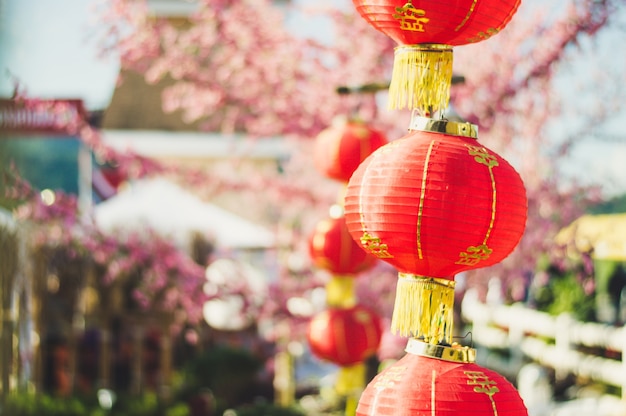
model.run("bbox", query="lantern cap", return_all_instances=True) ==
[410,115,478,138]
[405,338,476,363]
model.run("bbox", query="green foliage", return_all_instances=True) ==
[180,346,263,412]
[112,392,159,416]
[0,346,266,416]
[588,193,626,214]
[164,402,190,416]
[532,271,595,321]
[547,276,594,320]
[1,393,93,416]
[230,402,305,416]
[0,392,194,416]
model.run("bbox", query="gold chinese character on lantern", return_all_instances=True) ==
[464,371,500,397]
[360,232,394,259]
[467,145,500,168]
[456,244,493,266]
[467,28,501,43]
[393,2,429,32]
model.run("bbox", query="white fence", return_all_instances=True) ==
[461,290,626,401]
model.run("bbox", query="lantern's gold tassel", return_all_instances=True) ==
[336,363,366,415]
[388,44,453,114]
[335,363,366,396]
[326,275,356,308]
[391,274,455,344]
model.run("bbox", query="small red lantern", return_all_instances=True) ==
[314,118,388,182]
[357,339,528,415]
[307,304,383,367]
[351,0,521,113]
[309,214,378,276]
[344,118,527,341]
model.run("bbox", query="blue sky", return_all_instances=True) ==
[0,0,119,109]
[1,0,624,198]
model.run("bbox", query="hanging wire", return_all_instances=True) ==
[453,331,473,348]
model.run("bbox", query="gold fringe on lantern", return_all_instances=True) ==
[326,275,357,308]
[388,44,453,114]
[391,274,455,343]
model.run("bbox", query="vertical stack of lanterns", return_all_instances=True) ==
[337,1,530,414]
[306,119,388,405]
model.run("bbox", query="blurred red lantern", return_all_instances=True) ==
[351,0,521,113]
[313,119,387,182]
[357,339,528,415]
[307,304,382,367]
[344,118,527,341]
[314,118,388,182]
[309,214,378,275]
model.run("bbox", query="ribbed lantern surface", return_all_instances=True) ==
[309,215,378,275]
[351,0,522,112]
[357,343,528,415]
[344,119,527,340]
[307,304,383,367]
[314,119,388,183]
[351,0,521,46]
[344,128,527,277]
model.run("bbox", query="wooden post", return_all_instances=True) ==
[16,230,32,392]
[555,313,572,382]
[1,308,14,401]
[622,326,626,402]
[273,349,294,407]
[273,322,295,407]
[98,325,111,389]
[0,222,18,400]
[132,324,144,395]
[68,263,86,394]
[31,249,47,393]
[158,326,172,402]
[508,304,525,374]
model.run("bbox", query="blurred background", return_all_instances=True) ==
[1,0,626,415]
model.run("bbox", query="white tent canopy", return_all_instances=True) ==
[203,258,268,331]
[94,178,276,250]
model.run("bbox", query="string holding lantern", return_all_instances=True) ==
[344,117,527,343]
[351,0,521,114]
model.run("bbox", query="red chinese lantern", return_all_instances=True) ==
[351,0,521,113]
[307,304,383,366]
[344,117,527,342]
[314,118,388,182]
[308,214,378,276]
[357,339,528,415]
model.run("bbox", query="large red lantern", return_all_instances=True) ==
[314,118,388,182]
[351,0,521,113]
[307,304,383,367]
[357,339,528,415]
[344,118,527,342]
[309,214,378,276]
